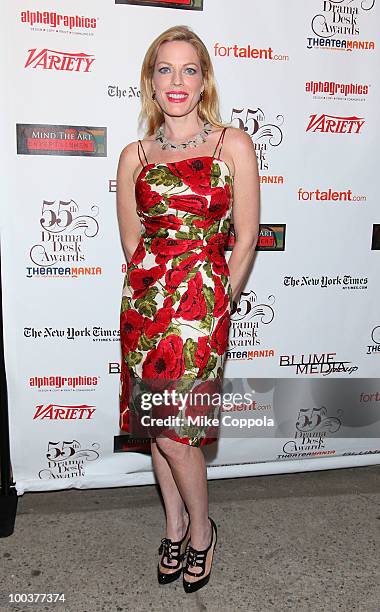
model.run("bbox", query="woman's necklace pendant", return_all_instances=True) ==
[155,121,213,151]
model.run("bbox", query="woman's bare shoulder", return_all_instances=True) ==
[225,126,254,151]
[119,140,140,160]
[117,142,142,184]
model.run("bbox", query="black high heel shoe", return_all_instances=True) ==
[182,517,217,593]
[157,516,191,585]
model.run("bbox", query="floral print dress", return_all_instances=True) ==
[119,128,233,447]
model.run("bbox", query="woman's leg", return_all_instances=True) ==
[154,436,212,576]
[151,439,189,570]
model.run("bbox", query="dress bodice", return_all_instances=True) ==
[134,155,233,243]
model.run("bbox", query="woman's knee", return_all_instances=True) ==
[155,436,191,461]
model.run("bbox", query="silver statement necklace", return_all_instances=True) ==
[155,121,213,151]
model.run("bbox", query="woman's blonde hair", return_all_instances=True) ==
[139,25,225,136]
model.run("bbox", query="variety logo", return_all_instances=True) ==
[306,113,365,134]
[279,351,359,375]
[38,440,100,479]
[213,43,288,62]
[108,85,140,99]
[16,124,107,157]
[25,48,95,72]
[366,325,380,356]
[227,290,275,361]
[27,199,100,279]
[284,274,368,291]
[297,187,366,204]
[33,404,96,420]
[24,326,120,341]
[305,80,370,101]
[115,0,203,10]
[29,375,99,391]
[307,0,375,51]
[20,10,98,34]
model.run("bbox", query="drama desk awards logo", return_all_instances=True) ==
[230,107,284,180]
[307,0,375,51]
[27,198,101,279]
[38,440,100,479]
[278,405,342,460]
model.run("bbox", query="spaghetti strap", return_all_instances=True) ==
[137,140,149,168]
[213,127,227,159]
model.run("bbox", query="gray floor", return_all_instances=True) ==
[1,465,379,612]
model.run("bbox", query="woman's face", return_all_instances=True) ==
[152,40,204,118]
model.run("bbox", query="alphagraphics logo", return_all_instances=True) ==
[20,9,98,36]
[305,80,370,101]
[29,375,99,391]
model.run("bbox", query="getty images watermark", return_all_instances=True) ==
[126,378,275,439]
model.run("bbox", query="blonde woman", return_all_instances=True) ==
[117,25,260,592]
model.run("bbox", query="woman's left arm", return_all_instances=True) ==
[227,127,260,303]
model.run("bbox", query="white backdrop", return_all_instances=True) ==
[1,0,379,494]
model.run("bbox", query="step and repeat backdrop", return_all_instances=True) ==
[1,0,379,494]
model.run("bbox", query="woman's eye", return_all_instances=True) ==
[185,67,196,75]
[158,66,170,74]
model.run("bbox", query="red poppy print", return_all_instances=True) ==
[135,170,163,212]
[120,141,234,447]
[151,237,201,265]
[168,194,208,215]
[167,157,214,195]
[210,311,230,355]
[120,309,145,353]
[213,274,229,317]
[176,271,207,321]
[143,304,175,338]
[129,264,166,299]
[142,334,185,389]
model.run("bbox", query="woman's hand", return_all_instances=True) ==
[116,142,143,263]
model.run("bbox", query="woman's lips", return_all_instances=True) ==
[166,92,189,103]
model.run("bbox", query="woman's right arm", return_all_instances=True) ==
[116,141,142,262]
